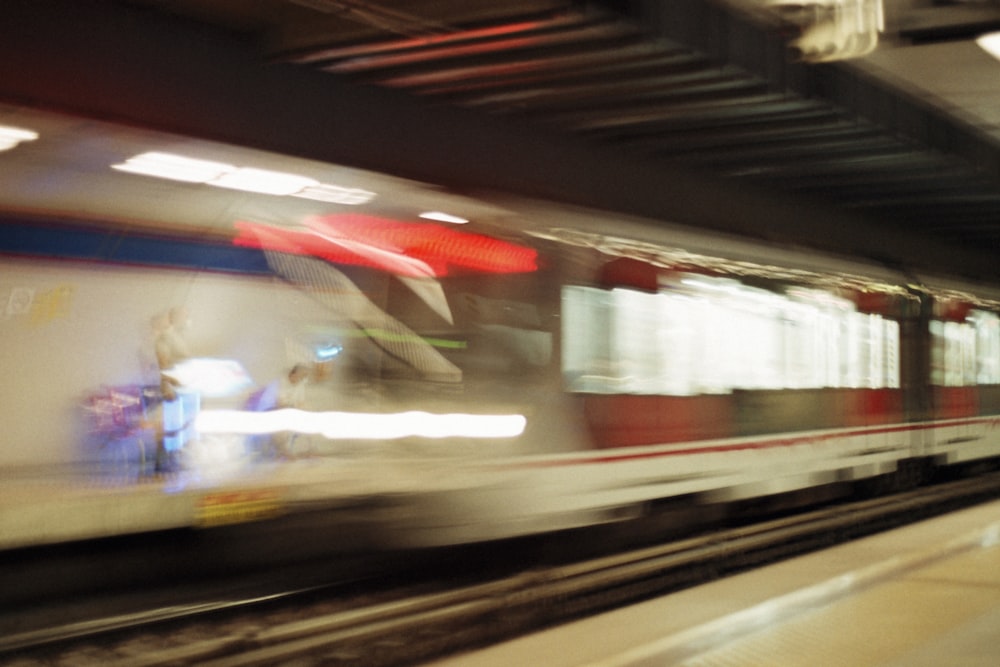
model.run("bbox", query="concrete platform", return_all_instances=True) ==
[428,498,1000,667]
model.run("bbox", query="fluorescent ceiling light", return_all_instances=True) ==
[113,151,378,203]
[0,124,39,152]
[978,32,1000,61]
[294,183,376,205]
[420,211,469,224]
[112,152,233,183]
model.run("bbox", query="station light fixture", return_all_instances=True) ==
[419,211,469,224]
[294,183,375,205]
[209,167,318,196]
[112,151,232,183]
[112,151,375,204]
[764,0,884,63]
[978,32,1000,62]
[0,124,39,152]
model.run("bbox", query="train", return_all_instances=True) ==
[3,106,1000,549]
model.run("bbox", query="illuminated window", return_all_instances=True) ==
[973,310,1000,384]
[562,277,900,395]
[932,310,1000,386]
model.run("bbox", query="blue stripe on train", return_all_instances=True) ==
[0,217,271,274]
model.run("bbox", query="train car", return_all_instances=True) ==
[378,204,1000,544]
[3,105,1000,549]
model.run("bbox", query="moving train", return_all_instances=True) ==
[3,108,1000,548]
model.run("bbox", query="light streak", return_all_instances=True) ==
[196,409,527,440]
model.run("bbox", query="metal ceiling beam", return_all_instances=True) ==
[590,106,846,142]
[565,94,823,131]
[281,6,586,64]
[672,133,904,168]
[380,43,701,93]
[446,61,743,111]
[316,12,641,76]
[619,117,865,152]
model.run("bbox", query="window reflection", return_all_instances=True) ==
[931,310,1000,387]
[563,275,900,395]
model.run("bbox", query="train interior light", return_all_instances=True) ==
[0,124,39,151]
[563,274,901,395]
[930,309,1000,387]
[315,343,344,361]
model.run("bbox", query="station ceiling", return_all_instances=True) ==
[4,0,1000,283]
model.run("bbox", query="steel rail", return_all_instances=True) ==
[6,472,1000,666]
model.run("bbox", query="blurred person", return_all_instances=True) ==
[152,306,198,472]
[278,363,310,410]
[155,306,191,371]
[273,364,311,459]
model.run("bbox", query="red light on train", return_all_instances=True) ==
[232,215,537,277]
[234,219,427,275]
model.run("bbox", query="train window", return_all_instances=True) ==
[562,278,900,395]
[971,310,1000,384]
[931,310,1000,386]
[882,317,901,389]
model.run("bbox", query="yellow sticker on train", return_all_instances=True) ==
[196,488,285,527]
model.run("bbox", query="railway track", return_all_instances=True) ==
[5,472,1000,667]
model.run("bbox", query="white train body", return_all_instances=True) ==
[5,202,1000,548]
[3,107,1000,548]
